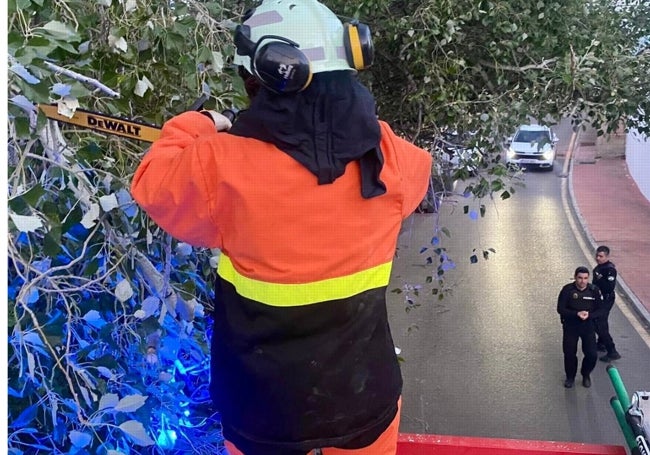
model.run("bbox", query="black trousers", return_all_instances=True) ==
[595,298,616,354]
[562,321,597,379]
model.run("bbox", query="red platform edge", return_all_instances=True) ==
[397,433,627,455]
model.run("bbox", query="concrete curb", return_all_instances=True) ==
[565,141,650,327]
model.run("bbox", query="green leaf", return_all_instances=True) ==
[196,46,213,64]
[173,4,189,16]
[93,354,120,370]
[69,431,93,448]
[12,79,52,103]
[8,30,23,51]
[82,259,100,276]
[8,195,30,215]
[99,393,119,411]
[140,316,162,335]
[173,17,195,35]
[490,179,504,191]
[36,21,81,42]
[166,32,186,52]
[54,41,80,55]
[18,0,34,10]
[114,394,148,413]
[44,335,63,347]
[180,280,197,298]
[9,403,38,428]
[41,311,66,336]
[20,184,46,208]
[27,36,51,47]
[43,226,62,257]
[13,116,32,138]
[118,420,155,446]
[77,143,104,162]
[62,205,83,235]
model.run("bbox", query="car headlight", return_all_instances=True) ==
[506,148,516,159]
[542,149,554,160]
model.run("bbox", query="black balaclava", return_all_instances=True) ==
[229,71,386,199]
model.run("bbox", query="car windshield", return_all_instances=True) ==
[514,130,550,143]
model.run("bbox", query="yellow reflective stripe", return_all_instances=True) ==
[218,255,392,307]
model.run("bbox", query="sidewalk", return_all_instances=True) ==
[568,127,650,326]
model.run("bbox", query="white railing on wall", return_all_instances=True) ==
[626,129,650,202]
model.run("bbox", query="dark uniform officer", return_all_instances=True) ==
[557,266,605,388]
[593,245,621,362]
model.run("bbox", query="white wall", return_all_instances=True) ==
[626,129,650,202]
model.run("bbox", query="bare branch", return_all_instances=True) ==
[43,61,120,98]
[479,58,558,72]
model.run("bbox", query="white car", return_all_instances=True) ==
[505,124,558,171]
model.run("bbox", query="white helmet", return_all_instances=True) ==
[233,0,370,75]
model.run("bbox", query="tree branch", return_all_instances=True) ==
[479,58,558,72]
[43,61,120,98]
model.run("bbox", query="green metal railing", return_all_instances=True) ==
[607,365,649,455]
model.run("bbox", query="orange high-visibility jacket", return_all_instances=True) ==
[131,111,431,453]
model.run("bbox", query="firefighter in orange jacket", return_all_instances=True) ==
[131,1,431,454]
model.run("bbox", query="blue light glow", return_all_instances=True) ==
[174,359,187,375]
[156,429,178,450]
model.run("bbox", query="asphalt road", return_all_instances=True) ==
[387,126,650,446]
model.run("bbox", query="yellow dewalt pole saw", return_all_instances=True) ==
[37,95,238,143]
[38,103,164,142]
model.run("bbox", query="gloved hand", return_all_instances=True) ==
[200,110,232,132]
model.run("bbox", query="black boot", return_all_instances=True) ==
[600,351,622,362]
